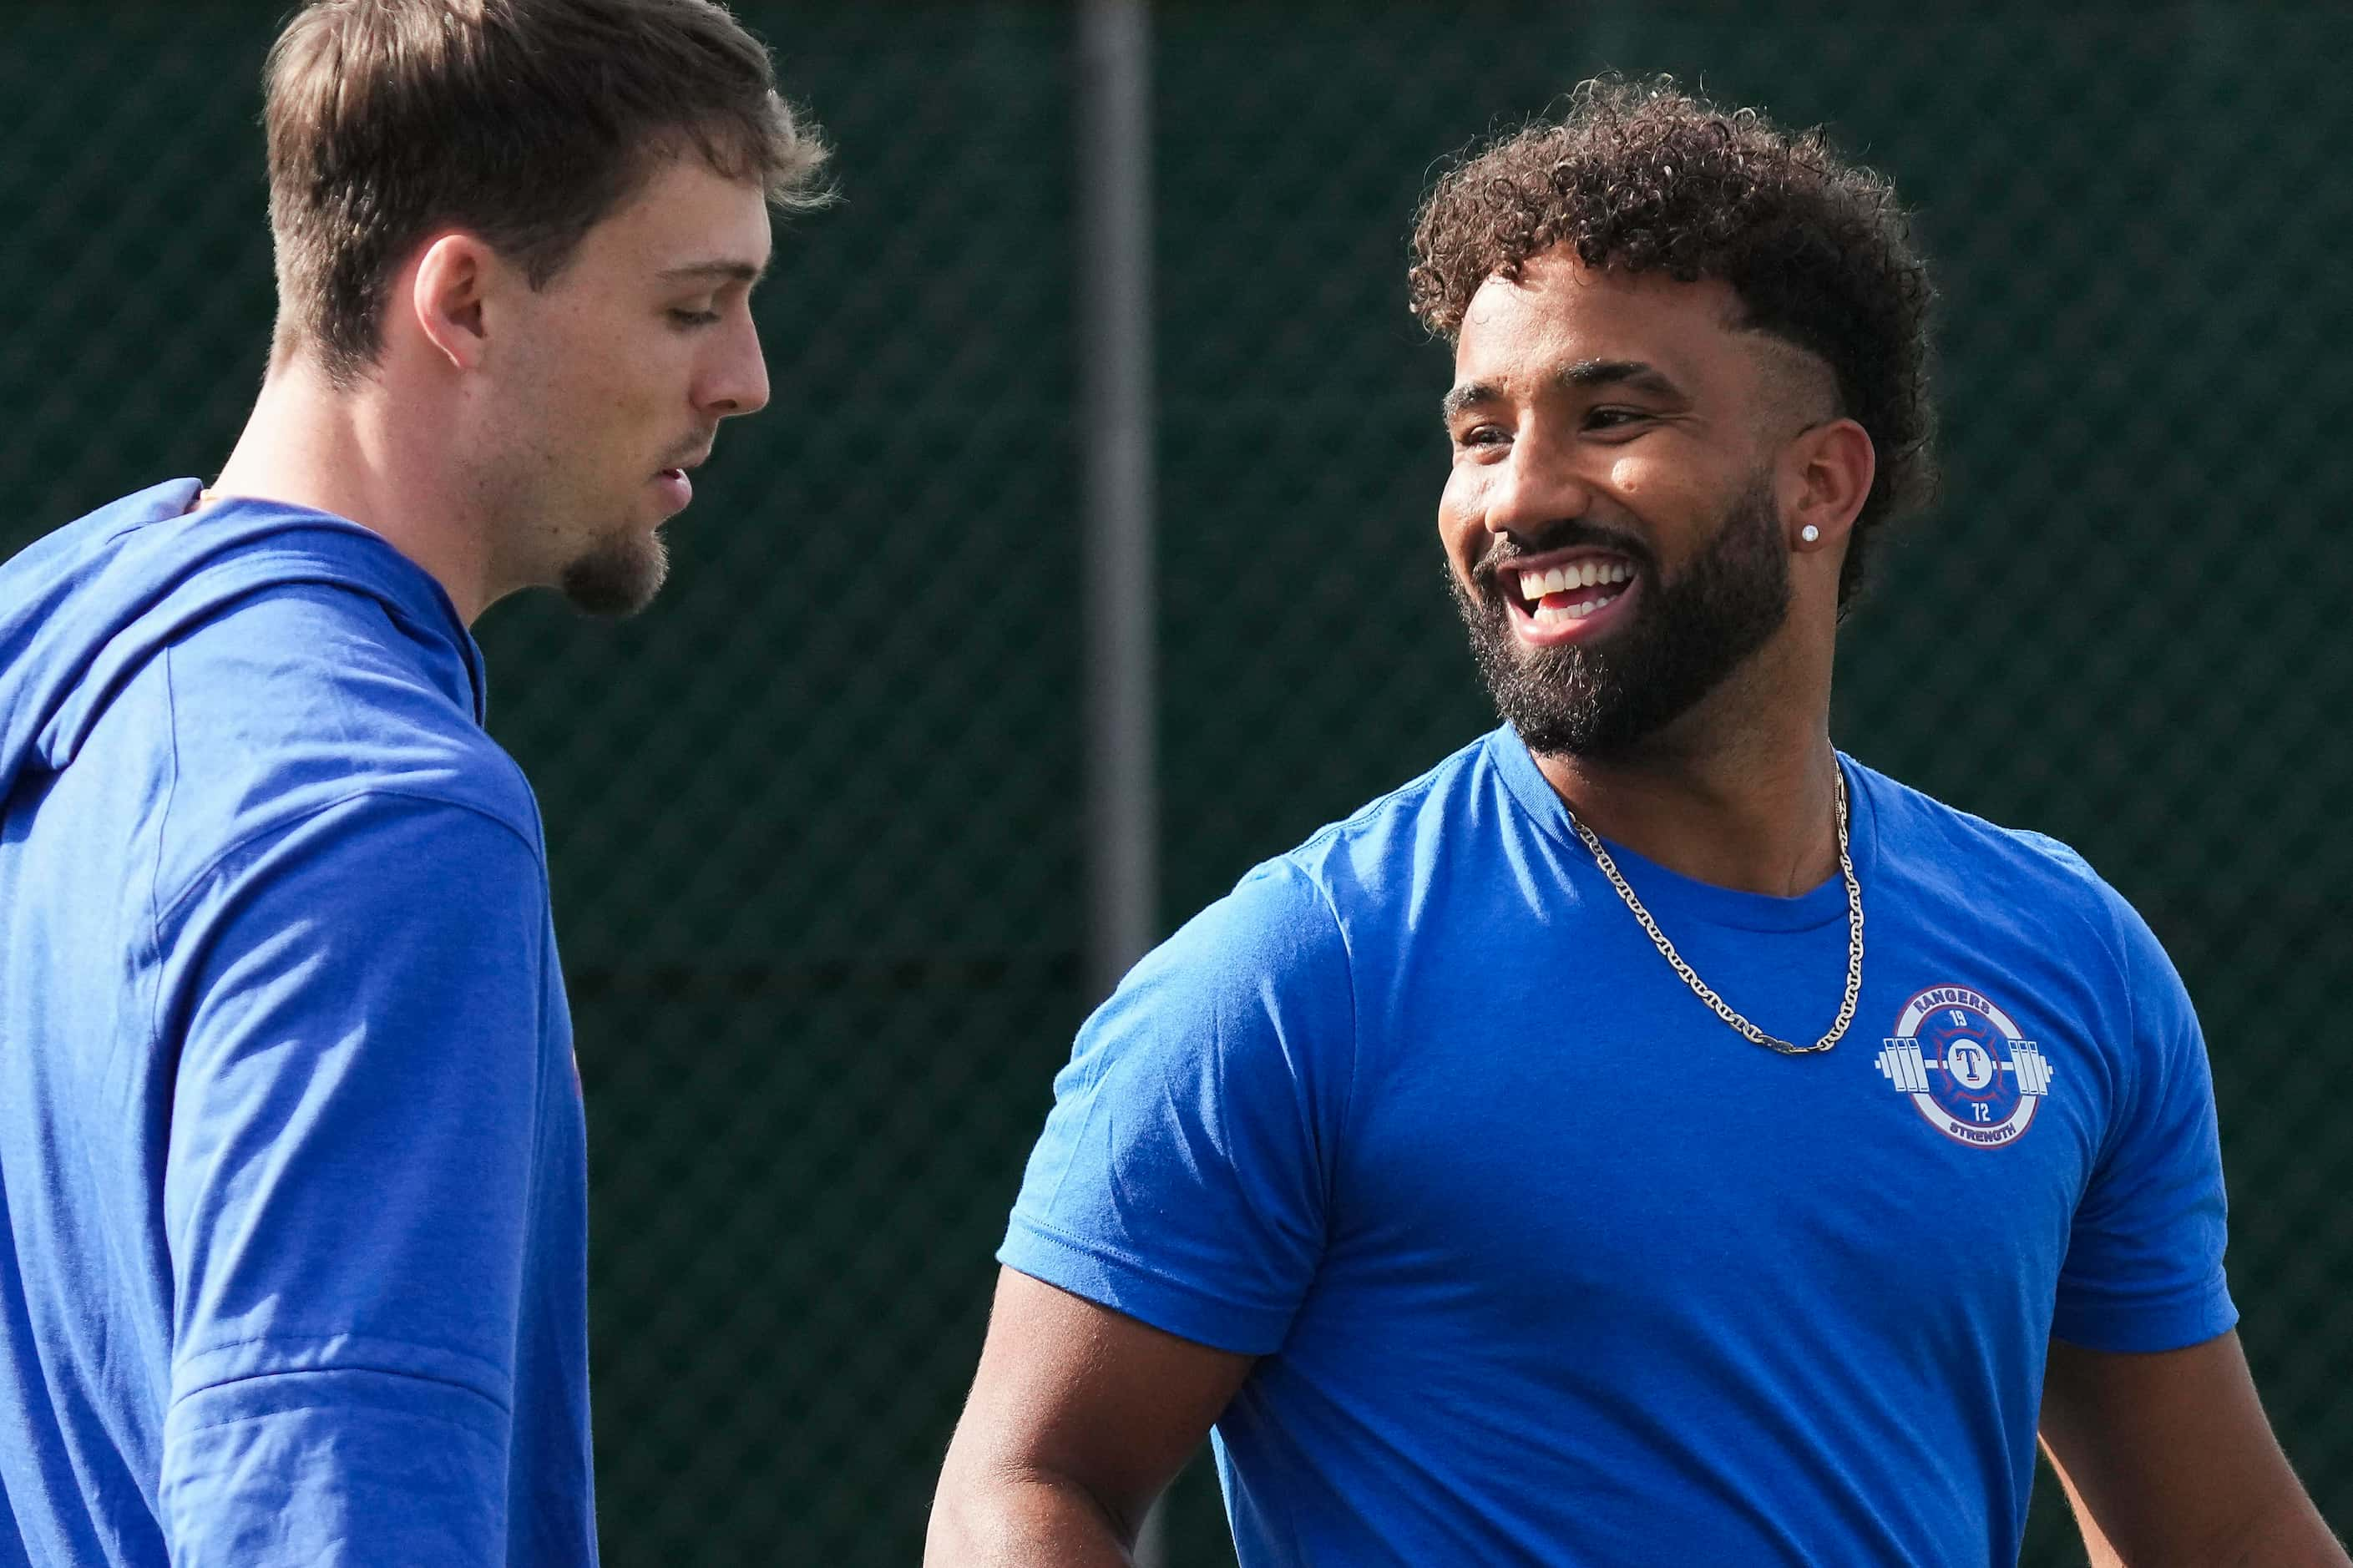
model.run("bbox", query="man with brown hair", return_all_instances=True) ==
[0,3,823,1562]
[929,82,2345,1565]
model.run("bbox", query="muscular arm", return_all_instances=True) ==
[926,1268,1256,1566]
[2040,1331,2346,1567]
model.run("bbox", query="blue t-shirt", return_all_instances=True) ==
[1002,726,2234,1567]
[0,481,595,1565]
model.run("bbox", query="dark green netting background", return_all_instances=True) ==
[2,3,2345,1562]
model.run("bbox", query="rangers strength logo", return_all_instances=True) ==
[1875,986,2053,1147]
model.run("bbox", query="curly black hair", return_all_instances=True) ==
[1409,78,1936,611]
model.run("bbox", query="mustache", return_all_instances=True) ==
[1468,518,1656,587]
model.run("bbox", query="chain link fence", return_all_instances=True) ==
[3,3,2346,1563]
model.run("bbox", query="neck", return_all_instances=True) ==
[208,354,493,623]
[1530,640,1843,896]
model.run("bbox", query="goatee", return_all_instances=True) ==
[559,529,670,619]
[1449,478,1791,758]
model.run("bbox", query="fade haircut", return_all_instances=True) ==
[265,0,831,387]
[1409,78,1935,611]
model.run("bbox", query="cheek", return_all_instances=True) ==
[547,315,664,417]
[1611,452,1703,508]
[1439,466,1485,559]
[1607,451,1728,548]
[1608,443,1742,510]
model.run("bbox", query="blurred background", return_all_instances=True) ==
[3,1,2348,1562]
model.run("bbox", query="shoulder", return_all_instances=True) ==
[1136,854,1349,1008]
[1855,760,2167,986]
[152,584,539,897]
[1275,731,1502,914]
[1132,735,1510,1006]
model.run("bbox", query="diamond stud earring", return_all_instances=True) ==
[1800,525,1820,544]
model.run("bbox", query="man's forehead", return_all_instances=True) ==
[1456,258,1740,366]
[1450,257,1825,407]
[598,155,774,271]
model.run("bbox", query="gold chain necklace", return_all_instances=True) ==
[1564,770,1864,1056]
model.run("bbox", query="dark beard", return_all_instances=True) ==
[1448,478,1791,758]
[559,529,670,619]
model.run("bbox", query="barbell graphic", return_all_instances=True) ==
[1877,1038,2053,1097]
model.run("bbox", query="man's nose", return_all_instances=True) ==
[1482,436,1592,541]
[701,317,771,420]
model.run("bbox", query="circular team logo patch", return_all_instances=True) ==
[1875,986,2054,1148]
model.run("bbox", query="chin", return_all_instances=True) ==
[558,531,670,618]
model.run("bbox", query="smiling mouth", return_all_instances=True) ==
[1507,552,1638,628]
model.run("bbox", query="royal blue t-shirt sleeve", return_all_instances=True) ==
[1001,857,1353,1355]
[2050,886,2237,1353]
[155,793,553,1565]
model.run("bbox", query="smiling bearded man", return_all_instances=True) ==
[927,79,2348,1568]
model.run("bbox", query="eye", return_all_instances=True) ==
[1586,406,1652,432]
[1454,423,1509,451]
[668,307,721,329]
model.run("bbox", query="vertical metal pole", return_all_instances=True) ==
[1078,3,1165,1564]
[1079,0,1157,1004]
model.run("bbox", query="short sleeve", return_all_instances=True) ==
[1000,857,1354,1356]
[155,793,554,1565]
[2051,890,2238,1353]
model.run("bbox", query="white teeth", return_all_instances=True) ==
[1531,594,1617,625]
[1520,559,1635,612]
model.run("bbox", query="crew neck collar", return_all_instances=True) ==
[1488,723,1878,934]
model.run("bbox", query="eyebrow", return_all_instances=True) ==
[1560,358,1687,400]
[1440,381,1500,422]
[1440,358,1689,424]
[657,259,771,286]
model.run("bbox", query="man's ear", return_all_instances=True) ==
[1784,417,1876,554]
[407,232,498,372]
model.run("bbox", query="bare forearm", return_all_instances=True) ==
[2188,1495,2350,1568]
[924,1467,1137,1568]
[2041,1333,2349,1568]
[2062,1476,2349,1568]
